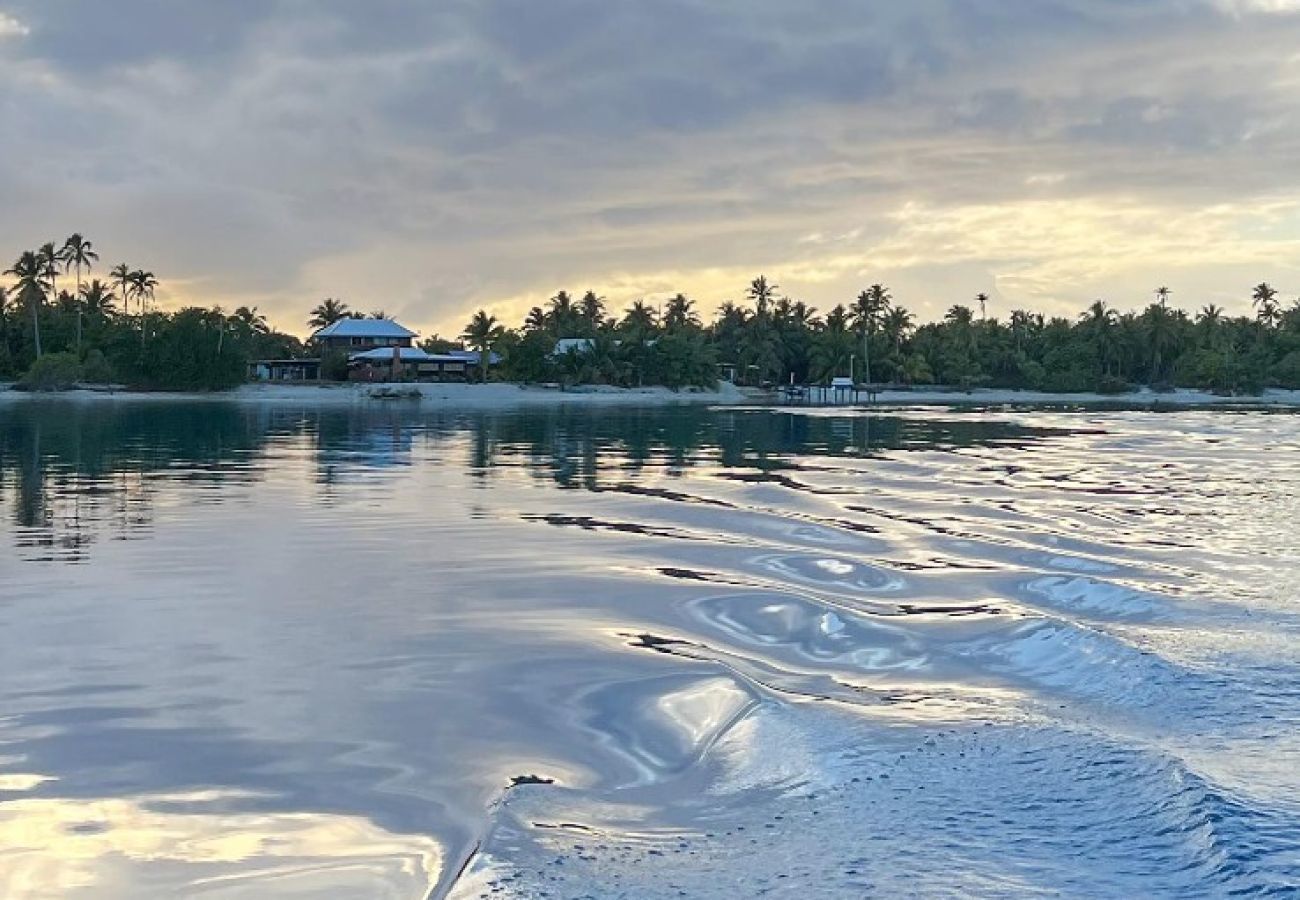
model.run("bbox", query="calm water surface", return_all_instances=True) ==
[1,400,1298,898]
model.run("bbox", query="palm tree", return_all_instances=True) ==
[976,292,989,320]
[61,234,98,353]
[109,264,134,318]
[36,243,59,310]
[232,306,269,335]
[579,290,605,333]
[851,284,891,382]
[663,293,699,332]
[1155,286,1172,308]
[1080,301,1118,374]
[308,298,351,330]
[747,276,778,318]
[5,251,50,358]
[1252,283,1280,327]
[460,309,504,382]
[1142,302,1177,383]
[548,290,577,336]
[81,280,116,318]
[128,269,157,348]
[621,299,659,337]
[1197,304,1225,351]
[523,306,548,333]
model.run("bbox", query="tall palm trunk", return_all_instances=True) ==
[75,260,83,354]
[29,292,42,359]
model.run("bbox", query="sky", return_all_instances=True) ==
[2,0,1299,339]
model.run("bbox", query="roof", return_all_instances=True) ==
[350,347,434,362]
[313,318,417,340]
[349,347,502,364]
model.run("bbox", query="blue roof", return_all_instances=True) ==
[313,318,417,340]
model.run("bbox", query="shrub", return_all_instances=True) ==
[321,350,351,382]
[1094,374,1134,395]
[80,349,114,384]
[20,352,82,391]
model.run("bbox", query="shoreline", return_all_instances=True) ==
[2,381,1299,410]
[0,380,751,409]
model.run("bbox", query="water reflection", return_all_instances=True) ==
[0,402,1078,563]
[1,400,1297,898]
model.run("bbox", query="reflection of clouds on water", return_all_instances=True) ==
[0,790,441,898]
[2,402,1299,897]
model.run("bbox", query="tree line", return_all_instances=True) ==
[445,278,1300,394]
[2,234,302,389]
[8,232,1299,395]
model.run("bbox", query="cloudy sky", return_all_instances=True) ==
[2,1,1299,338]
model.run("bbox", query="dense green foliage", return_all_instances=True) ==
[8,232,1298,395]
[3,235,304,390]
[463,280,1300,394]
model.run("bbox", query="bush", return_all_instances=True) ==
[321,350,351,382]
[20,352,82,391]
[1094,374,1134,395]
[80,349,114,384]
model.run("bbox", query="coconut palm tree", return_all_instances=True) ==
[5,251,50,358]
[232,306,269,335]
[747,276,778,318]
[621,300,659,337]
[1252,283,1280,327]
[81,280,116,319]
[1155,286,1172,308]
[128,269,157,348]
[36,243,59,310]
[663,293,700,332]
[579,290,605,333]
[523,306,548,333]
[1080,301,1118,374]
[109,264,134,318]
[460,309,504,382]
[851,284,891,382]
[61,234,98,353]
[308,298,351,330]
[548,290,578,336]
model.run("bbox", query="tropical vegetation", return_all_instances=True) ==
[2,235,302,389]
[465,278,1300,394]
[7,230,1300,395]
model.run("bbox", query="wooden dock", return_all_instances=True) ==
[778,384,881,406]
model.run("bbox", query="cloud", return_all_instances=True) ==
[0,11,28,38]
[1,0,1298,337]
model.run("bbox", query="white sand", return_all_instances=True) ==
[0,380,750,408]
[4,381,1298,409]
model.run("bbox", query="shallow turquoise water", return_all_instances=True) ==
[1,401,1297,898]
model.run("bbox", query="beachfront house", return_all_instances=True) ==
[347,346,501,382]
[312,318,417,352]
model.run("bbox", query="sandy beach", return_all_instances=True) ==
[3,381,1299,409]
[0,380,750,408]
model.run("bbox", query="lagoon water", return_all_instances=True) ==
[1,400,1298,898]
